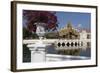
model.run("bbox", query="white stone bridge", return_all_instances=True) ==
[23,39,90,50]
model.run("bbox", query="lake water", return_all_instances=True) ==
[46,45,91,57]
[23,44,91,62]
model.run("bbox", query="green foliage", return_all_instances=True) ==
[23,27,32,39]
[23,44,31,62]
[45,32,59,39]
[32,33,39,39]
[23,27,38,39]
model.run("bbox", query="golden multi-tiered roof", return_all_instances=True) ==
[59,22,79,39]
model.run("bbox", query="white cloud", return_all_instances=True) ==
[77,24,82,28]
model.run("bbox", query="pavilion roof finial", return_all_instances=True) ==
[67,21,72,29]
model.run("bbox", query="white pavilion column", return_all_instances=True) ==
[27,43,46,62]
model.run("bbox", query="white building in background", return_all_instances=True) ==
[80,29,91,48]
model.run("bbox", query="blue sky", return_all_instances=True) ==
[23,10,91,31]
[55,11,91,30]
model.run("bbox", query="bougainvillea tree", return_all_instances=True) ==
[23,10,58,33]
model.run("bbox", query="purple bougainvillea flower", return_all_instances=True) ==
[23,10,58,32]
